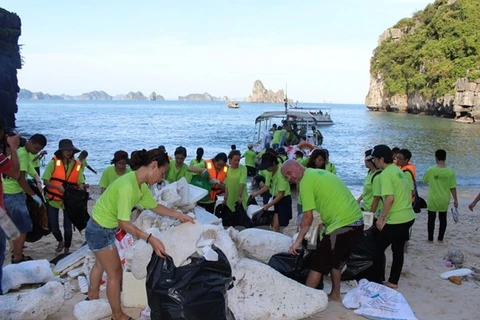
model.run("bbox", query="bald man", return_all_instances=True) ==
[281,160,363,301]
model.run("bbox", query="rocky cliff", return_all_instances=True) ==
[178,92,222,101]
[78,90,112,100]
[246,80,291,103]
[365,0,480,123]
[149,92,165,101]
[0,8,21,127]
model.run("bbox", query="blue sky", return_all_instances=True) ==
[3,0,433,103]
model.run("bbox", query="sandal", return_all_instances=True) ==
[55,241,64,253]
[11,254,33,264]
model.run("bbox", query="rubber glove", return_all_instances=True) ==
[32,194,43,207]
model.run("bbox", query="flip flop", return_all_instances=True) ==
[11,254,33,264]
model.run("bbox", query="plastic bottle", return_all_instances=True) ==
[0,207,20,240]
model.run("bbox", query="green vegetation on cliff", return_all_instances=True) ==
[371,0,480,97]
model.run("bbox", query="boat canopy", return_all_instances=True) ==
[254,111,318,124]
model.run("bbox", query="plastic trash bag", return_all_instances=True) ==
[146,246,235,320]
[341,225,380,281]
[451,207,459,223]
[26,179,50,242]
[62,184,90,232]
[189,175,212,203]
[343,279,417,320]
[268,249,310,285]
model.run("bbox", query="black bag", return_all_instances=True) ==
[146,246,235,320]
[62,184,90,232]
[341,225,380,281]
[217,203,252,228]
[25,180,50,242]
[268,249,310,285]
[251,209,273,227]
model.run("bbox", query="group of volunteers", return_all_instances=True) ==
[1,122,479,320]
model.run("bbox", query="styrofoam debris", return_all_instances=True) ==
[2,259,54,293]
[229,258,328,320]
[73,299,112,320]
[0,281,65,320]
[78,275,88,294]
[204,224,242,267]
[233,228,293,263]
[124,228,161,280]
[53,245,89,275]
[194,205,222,225]
[67,266,84,278]
[440,268,472,279]
[159,221,203,267]
[197,238,215,247]
[121,272,147,308]
[202,246,219,261]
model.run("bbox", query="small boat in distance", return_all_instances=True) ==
[227,101,240,108]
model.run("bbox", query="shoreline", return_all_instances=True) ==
[3,184,480,320]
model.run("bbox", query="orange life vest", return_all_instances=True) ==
[45,157,82,201]
[205,159,228,200]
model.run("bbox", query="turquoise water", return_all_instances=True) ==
[16,100,480,193]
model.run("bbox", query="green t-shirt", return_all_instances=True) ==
[300,168,362,234]
[422,166,456,212]
[362,170,375,212]
[272,130,283,144]
[270,168,291,198]
[378,164,415,224]
[29,152,41,168]
[371,170,384,215]
[93,171,158,228]
[224,164,248,211]
[42,158,86,209]
[243,150,256,167]
[99,165,132,189]
[325,162,337,174]
[3,147,35,194]
[259,169,272,189]
[165,160,190,183]
[189,158,205,167]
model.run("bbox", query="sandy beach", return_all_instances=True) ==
[3,185,479,320]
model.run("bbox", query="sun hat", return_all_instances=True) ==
[57,139,80,153]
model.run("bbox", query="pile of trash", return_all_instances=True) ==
[0,178,330,320]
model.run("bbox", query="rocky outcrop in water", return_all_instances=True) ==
[178,92,221,101]
[246,80,291,103]
[124,91,147,100]
[452,78,480,123]
[78,91,112,100]
[149,92,165,101]
[0,8,22,127]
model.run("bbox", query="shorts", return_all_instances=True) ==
[307,224,363,274]
[85,219,117,252]
[274,195,292,227]
[4,193,32,233]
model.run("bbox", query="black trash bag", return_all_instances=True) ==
[251,209,273,227]
[268,249,310,285]
[247,196,257,206]
[62,184,90,232]
[146,245,235,320]
[341,225,380,281]
[25,179,50,242]
[216,203,252,228]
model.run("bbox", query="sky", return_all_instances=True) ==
[2,0,433,103]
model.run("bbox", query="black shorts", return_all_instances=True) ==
[273,195,292,227]
[307,224,363,274]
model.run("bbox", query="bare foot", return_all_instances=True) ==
[384,281,398,289]
[327,293,341,302]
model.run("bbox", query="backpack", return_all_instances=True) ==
[403,169,426,213]
[62,184,90,232]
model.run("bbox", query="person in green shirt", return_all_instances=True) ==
[164,146,204,183]
[3,134,46,263]
[43,139,86,254]
[99,150,131,194]
[189,147,205,167]
[281,160,363,301]
[357,149,382,213]
[224,150,248,214]
[305,149,336,174]
[29,149,47,175]
[422,149,458,242]
[78,150,97,175]
[271,127,283,149]
[85,148,194,320]
[257,152,292,232]
[242,143,257,177]
[371,145,415,289]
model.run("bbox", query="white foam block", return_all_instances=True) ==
[0,281,65,320]
[121,271,147,308]
[124,240,153,280]
[2,259,54,293]
[53,245,89,275]
[194,206,222,225]
[234,228,293,263]
[440,268,473,279]
[159,222,204,267]
[204,225,242,267]
[73,299,112,320]
[229,258,328,320]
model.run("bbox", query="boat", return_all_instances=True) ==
[252,106,333,151]
[227,101,240,108]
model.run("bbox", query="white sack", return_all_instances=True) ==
[2,259,54,293]
[0,281,65,320]
[228,258,328,320]
[233,228,293,263]
[74,299,112,320]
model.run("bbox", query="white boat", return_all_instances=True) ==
[252,106,333,151]
[227,101,240,108]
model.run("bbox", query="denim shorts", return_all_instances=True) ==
[4,193,33,233]
[85,219,117,252]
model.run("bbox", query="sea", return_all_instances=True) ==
[15,100,480,196]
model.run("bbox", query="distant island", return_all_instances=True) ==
[246,80,292,103]
[18,89,165,101]
[178,92,225,101]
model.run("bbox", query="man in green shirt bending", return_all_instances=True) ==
[282,160,363,301]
